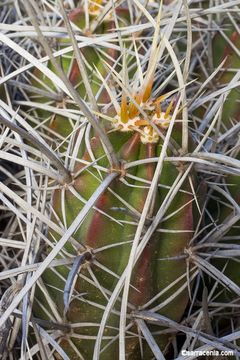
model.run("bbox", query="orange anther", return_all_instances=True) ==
[120,94,129,124]
[135,119,149,126]
[164,99,174,119]
[154,94,166,104]
[128,93,142,119]
[155,102,161,118]
[142,76,154,103]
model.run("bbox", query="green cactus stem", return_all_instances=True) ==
[29,3,199,358]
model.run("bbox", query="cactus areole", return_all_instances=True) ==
[32,4,196,360]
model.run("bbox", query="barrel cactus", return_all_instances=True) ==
[20,2,201,359]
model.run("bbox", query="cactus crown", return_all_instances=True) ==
[112,76,174,143]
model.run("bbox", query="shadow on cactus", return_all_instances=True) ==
[27,3,201,359]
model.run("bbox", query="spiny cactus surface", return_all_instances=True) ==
[2,1,240,360]
[28,3,199,359]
